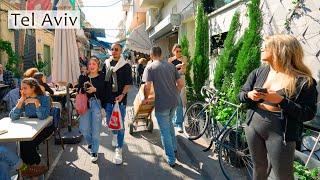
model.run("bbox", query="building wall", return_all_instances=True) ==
[0,1,17,65]
[208,0,320,114]
[35,29,54,74]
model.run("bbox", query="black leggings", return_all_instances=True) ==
[245,108,295,180]
[20,124,54,165]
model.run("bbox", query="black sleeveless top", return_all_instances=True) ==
[171,59,182,71]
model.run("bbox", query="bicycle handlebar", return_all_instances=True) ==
[201,85,243,109]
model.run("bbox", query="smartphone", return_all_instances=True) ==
[254,87,268,93]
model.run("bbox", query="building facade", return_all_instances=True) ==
[0,0,18,65]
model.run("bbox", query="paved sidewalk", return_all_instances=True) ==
[43,87,242,180]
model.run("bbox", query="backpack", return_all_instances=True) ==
[75,92,88,115]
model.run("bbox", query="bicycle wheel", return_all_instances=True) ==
[218,126,253,180]
[182,101,210,140]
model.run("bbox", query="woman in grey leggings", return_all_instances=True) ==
[239,34,318,180]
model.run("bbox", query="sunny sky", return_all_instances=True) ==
[81,0,124,43]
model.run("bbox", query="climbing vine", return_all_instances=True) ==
[0,39,22,77]
[284,0,305,31]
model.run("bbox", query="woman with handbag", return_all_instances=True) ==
[78,57,107,162]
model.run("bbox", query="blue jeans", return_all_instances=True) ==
[0,146,22,180]
[173,96,184,127]
[79,98,102,154]
[105,103,126,148]
[155,107,177,165]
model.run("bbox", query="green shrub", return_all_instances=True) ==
[233,0,262,99]
[180,35,194,102]
[0,39,22,78]
[214,12,240,89]
[192,2,209,101]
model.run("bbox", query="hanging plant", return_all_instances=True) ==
[0,39,22,78]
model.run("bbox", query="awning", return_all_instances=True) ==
[125,23,152,55]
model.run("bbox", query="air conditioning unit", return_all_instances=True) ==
[122,0,132,12]
[146,8,159,30]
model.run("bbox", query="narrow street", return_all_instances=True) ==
[45,86,230,180]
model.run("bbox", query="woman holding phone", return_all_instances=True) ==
[78,57,106,162]
[239,34,318,180]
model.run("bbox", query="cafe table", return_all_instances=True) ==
[0,116,53,178]
[0,116,53,143]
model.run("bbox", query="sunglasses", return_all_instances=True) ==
[111,48,119,51]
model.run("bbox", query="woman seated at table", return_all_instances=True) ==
[33,72,54,95]
[9,78,53,165]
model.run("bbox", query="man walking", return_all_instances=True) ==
[142,46,184,167]
[103,43,132,165]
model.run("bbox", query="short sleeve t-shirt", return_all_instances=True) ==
[105,60,133,105]
[142,60,180,112]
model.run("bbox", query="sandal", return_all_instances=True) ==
[21,165,48,177]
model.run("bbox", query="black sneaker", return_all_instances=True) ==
[91,153,98,162]
[88,145,92,150]
[169,163,176,168]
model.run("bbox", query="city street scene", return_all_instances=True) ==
[0,0,320,179]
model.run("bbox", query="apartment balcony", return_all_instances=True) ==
[140,0,169,8]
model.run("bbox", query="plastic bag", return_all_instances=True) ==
[108,102,123,130]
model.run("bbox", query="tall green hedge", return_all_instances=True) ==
[193,3,209,100]
[213,0,262,105]
[233,0,262,100]
[180,35,194,102]
[214,12,240,89]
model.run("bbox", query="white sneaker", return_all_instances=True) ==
[112,134,118,148]
[176,126,183,133]
[91,153,98,162]
[113,148,122,165]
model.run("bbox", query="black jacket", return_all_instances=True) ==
[238,65,318,142]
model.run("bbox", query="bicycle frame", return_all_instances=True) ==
[203,99,243,152]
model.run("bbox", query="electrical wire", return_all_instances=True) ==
[81,0,121,8]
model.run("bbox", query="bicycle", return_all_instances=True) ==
[183,86,271,179]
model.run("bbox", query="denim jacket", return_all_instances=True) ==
[9,95,51,120]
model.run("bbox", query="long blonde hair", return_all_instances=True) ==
[265,34,313,97]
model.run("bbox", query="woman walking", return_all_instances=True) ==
[78,57,107,162]
[239,34,318,180]
[168,44,187,133]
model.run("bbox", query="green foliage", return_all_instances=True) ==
[180,35,194,102]
[34,60,48,74]
[211,0,262,124]
[214,12,241,89]
[293,161,320,180]
[0,39,22,78]
[192,2,210,101]
[233,0,262,99]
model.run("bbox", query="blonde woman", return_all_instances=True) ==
[239,34,318,180]
[168,44,187,133]
[78,57,107,162]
